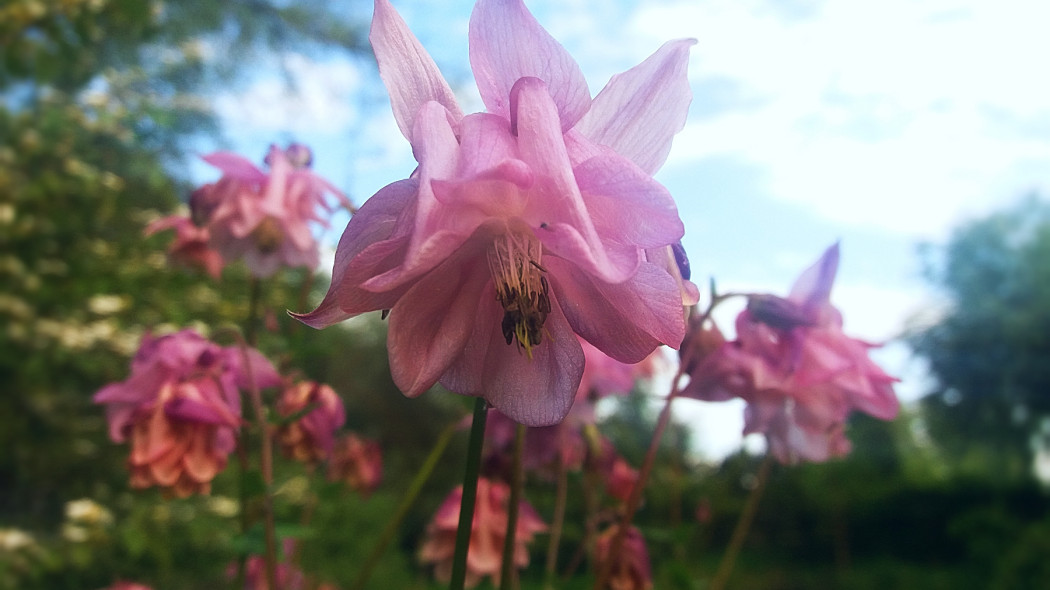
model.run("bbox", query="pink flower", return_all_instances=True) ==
[145,215,225,278]
[419,478,546,588]
[683,244,900,463]
[93,329,280,496]
[595,525,653,590]
[327,433,383,497]
[194,143,350,277]
[229,539,305,590]
[604,456,640,504]
[296,0,694,426]
[276,381,346,464]
[100,583,153,590]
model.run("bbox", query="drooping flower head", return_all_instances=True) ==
[595,524,653,590]
[192,143,351,277]
[298,0,696,426]
[327,432,383,497]
[275,381,346,464]
[93,329,281,496]
[682,244,900,463]
[418,478,546,588]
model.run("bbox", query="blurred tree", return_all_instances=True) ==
[909,195,1050,482]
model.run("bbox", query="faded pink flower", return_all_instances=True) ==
[276,381,346,464]
[419,478,546,588]
[604,456,640,504]
[595,525,653,590]
[683,244,900,463]
[93,329,280,496]
[229,539,305,590]
[145,214,225,278]
[297,0,694,426]
[194,143,350,277]
[327,433,383,497]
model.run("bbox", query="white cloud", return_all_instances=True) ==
[626,0,1050,238]
[215,54,363,134]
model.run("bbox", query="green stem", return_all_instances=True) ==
[450,397,489,590]
[709,454,773,590]
[500,423,526,590]
[350,421,459,590]
[543,448,568,589]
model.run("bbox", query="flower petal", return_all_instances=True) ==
[789,242,839,314]
[201,152,267,182]
[575,39,695,174]
[371,0,463,138]
[386,243,490,397]
[469,0,590,129]
[549,259,685,362]
[294,179,418,328]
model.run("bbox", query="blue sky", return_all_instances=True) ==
[196,0,1050,458]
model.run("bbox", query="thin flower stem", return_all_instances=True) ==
[543,449,568,589]
[592,378,682,590]
[709,454,773,590]
[450,397,489,590]
[351,421,459,590]
[500,423,527,590]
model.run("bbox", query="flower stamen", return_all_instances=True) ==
[487,232,550,358]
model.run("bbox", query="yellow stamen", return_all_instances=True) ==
[487,232,550,358]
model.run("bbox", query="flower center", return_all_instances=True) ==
[487,231,551,358]
[251,216,284,254]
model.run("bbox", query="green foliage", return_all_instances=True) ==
[910,195,1050,481]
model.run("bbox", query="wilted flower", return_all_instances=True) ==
[93,329,281,496]
[327,433,383,497]
[595,525,653,590]
[683,244,900,463]
[419,478,546,588]
[145,214,225,278]
[297,0,694,426]
[192,143,350,277]
[276,381,346,463]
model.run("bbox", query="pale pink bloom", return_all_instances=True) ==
[595,525,653,590]
[419,478,546,588]
[93,329,280,496]
[145,215,225,278]
[276,381,346,464]
[327,433,383,497]
[196,143,350,277]
[297,0,694,426]
[683,244,900,463]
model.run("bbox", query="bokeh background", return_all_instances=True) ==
[4,0,1050,588]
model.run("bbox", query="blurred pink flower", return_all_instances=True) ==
[229,539,305,590]
[145,215,225,278]
[276,381,346,464]
[297,0,694,426]
[194,143,350,277]
[93,329,280,496]
[595,524,653,590]
[419,478,546,588]
[100,583,153,590]
[603,456,640,504]
[683,243,900,463]
[327,433,383,497]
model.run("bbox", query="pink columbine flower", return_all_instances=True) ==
[228,539,305,590]
[145,215,225,278]
[682,244,900,463]
[194,143,351,277]
[419,478,547,588]
[100,583,154,590]
[296,0,695,426]
[327,433,383,497]
[275,381,346,464]
[93,329,280,496]
[595,524,653,590]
